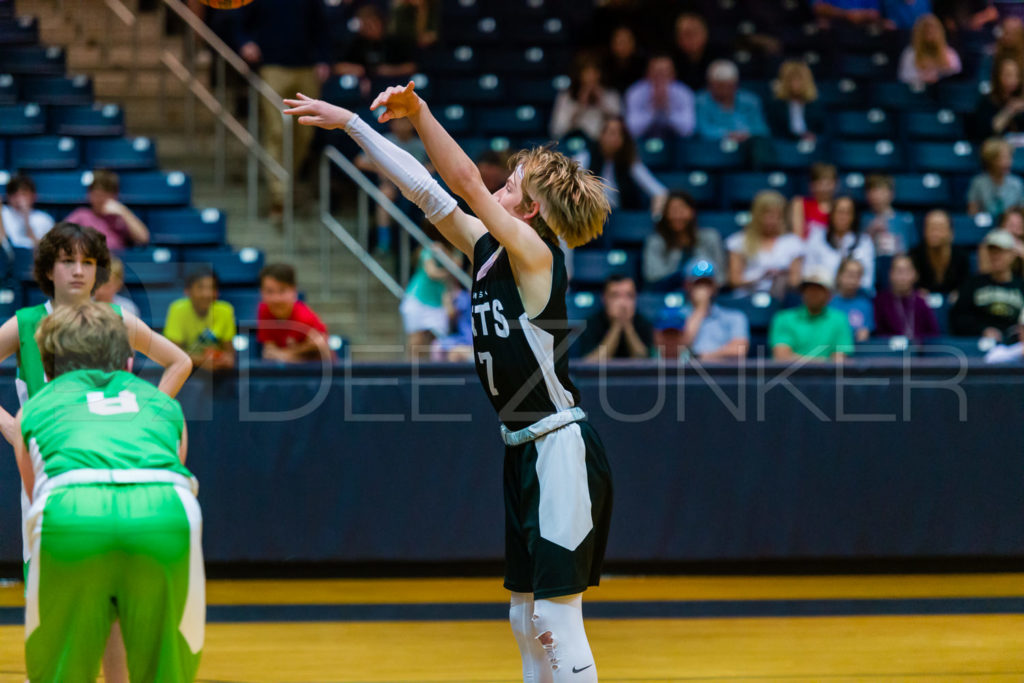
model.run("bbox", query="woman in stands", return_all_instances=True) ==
[550,53,622,142]
[898,13,962,88]
[765,60,825,142]
[0,222,191,683]
[573,115,668,217]
[285,83,613,682]
[804,195,876,292]
[972,55,1024,141]
[728,189,805,298]
[874,254,940,341]
[908,209,971,295]
[642,190,725,290]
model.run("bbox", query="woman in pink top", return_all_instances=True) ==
[898,14,962,88]
[63,170,149,251]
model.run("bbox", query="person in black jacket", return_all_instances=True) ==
[971,55,1024,142]
[950,229,1024,340]
[765,60,826,141]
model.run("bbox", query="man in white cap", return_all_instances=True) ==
[695,59,769,142]
[950,228,1024,341]
[770,264,854,361]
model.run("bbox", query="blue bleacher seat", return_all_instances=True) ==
[483,45,552,75]
[9,136,80,171]
[869,82,936,110]
[720,172,794,209]
[183,247,264,286]
[320,74,362,107]
[891,173,952,208]
[476,104,546,136]
[570,249,639,288]
[638,137,673,172]
[604,211,651,248]
[936,80,984,114]
[676,138,747,171]
[950,212,994,246]
[817,79,864,108]
[510,16,567,44]
[0,139,6,166]
[21,75,93,106]
[0,45,63,75]
[31,169,90,206]
[903,109,964,140]
[148,207,226,246]
[133,287,181,330]
[925,293,951,334]
[85,137,158,171]
[636,291,676,323]
[838,52,896,81]
[0,16,38,45]
[654,171,717,207]
[220,287,262,323]
[768,138,825,170]
[51,103,124,136]
[909,140,977,174]
[419,44,479,75]
[439,74,504,103]
[436,104,473,135]
[118,171,191,206]
[700,210,746,239]
[717,293,779,332]
[838,172,867,203]
[504,74,568,107]
[120,247,180,287]
[0,102,43,135]
[831,140,903,172]
[924,335,991,358]
[0,72,14,104]
[833,109,896,139]
[12,245,32,283]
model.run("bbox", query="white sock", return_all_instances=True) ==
[532,593,597,682]
[509,592,553,683]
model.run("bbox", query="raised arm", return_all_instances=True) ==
[370,82,552,272]
[122,311,191,398]
[283,93,484,259]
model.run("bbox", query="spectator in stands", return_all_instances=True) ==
[883,0,934,30]
[577,274,653,362]
[695,60,768,143]
[64,170,149,251]
[476,149,512,194]
[804,196,876,292]
[727,190,805,297]
[575,116,668,215]
[909,209,970,294]
[993,17,1024,73]
[334,5,417,86]
[790,162,838,240]
[864,174,916,255]
[830,258,875,342]
[765,60,825,142]
[1,174,53,248]
[812,0,892,29]
[623,54,696,140]
[972,55,1024,141]
[93,256,139,318]
[932,0,998,34]
[654,260,749,361]
[389,0,439,50]
[430,262,472,362]
[950,228,1024,340]
[967,138,1024,218]
[163,266,237,372]
[355,116,431,254]
[550,54,623,142]
[898,14,962,87]
[400,242,453,358]
[979,207,1024,277]
[238,0,330,220]
[257,263,331,363]
[671,13,716,92]
[874,254,940,339]
[642,191,725,290]
[770,265,854,361]
[602,25,647,94]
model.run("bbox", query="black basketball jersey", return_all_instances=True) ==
[471,233,580,431]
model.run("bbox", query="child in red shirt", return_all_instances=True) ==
[257,263,332,362]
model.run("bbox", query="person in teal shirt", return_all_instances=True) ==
[14,302,203,683]
[770,266,855,361]
[399,241,456,357]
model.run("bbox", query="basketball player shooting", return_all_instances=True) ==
[284,83,614,682]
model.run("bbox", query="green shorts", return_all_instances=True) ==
[24,481,204,683]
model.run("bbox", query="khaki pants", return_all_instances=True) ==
[259,65,319,207]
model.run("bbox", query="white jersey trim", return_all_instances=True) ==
[520,313,574,412]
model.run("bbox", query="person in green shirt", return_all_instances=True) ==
[13,302,203,683]
[770,265,855,361]
[164,266,237,371]
[0,222,192,683]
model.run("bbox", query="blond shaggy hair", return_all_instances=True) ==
[36,302,132,379]
[773,60,817,103]
[742,190,788,259]
[510,147,611,248]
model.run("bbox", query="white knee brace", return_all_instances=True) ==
[531,593,597,682]
[509,592,552,683]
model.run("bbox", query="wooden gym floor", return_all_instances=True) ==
[1,574,1023,682]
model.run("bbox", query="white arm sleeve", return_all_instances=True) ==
[344,115,457,225]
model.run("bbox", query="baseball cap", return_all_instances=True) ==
[800,264,834,290]
[655,306,687,331]
[982,228,1017,251]
[685,259,716,282]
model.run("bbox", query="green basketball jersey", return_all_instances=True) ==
[15,302,124,404]
[21,369,189,480]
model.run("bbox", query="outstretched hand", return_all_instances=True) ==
[282,93,354,130]
[370,81,422,123]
